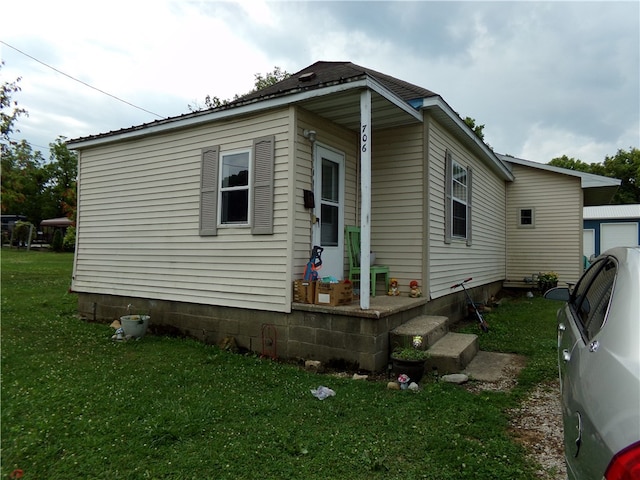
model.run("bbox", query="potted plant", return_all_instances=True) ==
[538,271,559,293]
[390,335,430,384]
[120,306,150,339]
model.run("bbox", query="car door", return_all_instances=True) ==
[559,256,617,479]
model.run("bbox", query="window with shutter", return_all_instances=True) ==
[252,135,275,235]
[199,137,274,237]
[200,146,219,236]
[444,150,472,245]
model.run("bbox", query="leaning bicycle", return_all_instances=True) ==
[450,277,489,333]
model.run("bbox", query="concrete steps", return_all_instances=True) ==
[425,332,478,375]
[389,315,479,375]
[389,315,448,350]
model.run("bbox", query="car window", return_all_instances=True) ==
[570,256,617,340]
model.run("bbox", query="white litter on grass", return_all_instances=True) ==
[310,386,336,400]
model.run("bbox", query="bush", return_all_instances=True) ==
[13,220,35,246]
[62,226,76,252]
[51,230,64,252]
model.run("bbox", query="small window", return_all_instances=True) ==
[519,208,535,228]
[220,150,250,225]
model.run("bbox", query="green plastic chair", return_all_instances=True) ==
[345,226,390,297]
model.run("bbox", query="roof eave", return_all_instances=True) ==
[68,78,375,150]
[420,97,514,181]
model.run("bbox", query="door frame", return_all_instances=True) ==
[313,143,346,280]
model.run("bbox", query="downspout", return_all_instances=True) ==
[360,89,372,310]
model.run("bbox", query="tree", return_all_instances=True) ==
[188,67,290,112]
[252,66,290,91]
[1,61,28,149]
[548,155,593,172]
[602,148,640,204]
[463,117,485,141]
[45,137,78,222]
[0,140,46,218]
[549,148,639,204]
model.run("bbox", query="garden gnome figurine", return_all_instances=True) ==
[409,280,422,298]
[388,278,400,296]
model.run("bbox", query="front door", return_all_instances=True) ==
[313,145,345,280]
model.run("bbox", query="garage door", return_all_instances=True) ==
[601,222,639,252]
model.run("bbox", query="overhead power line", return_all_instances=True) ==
[1,40,164,119]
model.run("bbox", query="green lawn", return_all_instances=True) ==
[1,249,561,479]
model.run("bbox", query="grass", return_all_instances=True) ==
[1,249,561,479]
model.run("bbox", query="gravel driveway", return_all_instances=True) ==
[509,380,566,480]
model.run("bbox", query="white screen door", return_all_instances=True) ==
[313,145,345,279]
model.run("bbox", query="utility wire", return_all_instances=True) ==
[1,40,165,119]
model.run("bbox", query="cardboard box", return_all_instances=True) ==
[293,280,316,304]
[315,281,353,306]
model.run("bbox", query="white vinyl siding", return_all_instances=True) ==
[370,124,425,289]
[73,109,292,312]
[505,163,583,286]
[293,109,358,280]
[427,120,507,298]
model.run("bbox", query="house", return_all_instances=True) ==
[584,204,640,258]
[497,155,621,287]
[67,61,618,371]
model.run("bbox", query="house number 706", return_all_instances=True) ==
[361,124,369,153]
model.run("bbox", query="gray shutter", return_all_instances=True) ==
[200,146,219,236]
[466,166,473,246]
[444,150,452,244]
[252,135,275,235]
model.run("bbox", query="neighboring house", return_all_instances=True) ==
[498,155,621,287]
[584,204,640,257]
[67,61,619,370]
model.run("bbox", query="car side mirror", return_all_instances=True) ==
[543,287,570,301]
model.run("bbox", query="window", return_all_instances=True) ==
[452,161,468,237]
[199,136,274,236]
[519,208,535,228]
[444,151,473,245]
[220,150,250,224]
[570,256,617,340]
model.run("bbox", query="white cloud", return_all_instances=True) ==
[2,0,638,164]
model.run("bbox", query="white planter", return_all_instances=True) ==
[120,315,150,339]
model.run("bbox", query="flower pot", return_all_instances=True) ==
[391,356,426,383]
[120,315,150,339]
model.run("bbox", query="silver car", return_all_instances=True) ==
[545,246,640,480]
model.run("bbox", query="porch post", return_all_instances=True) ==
[360,89,372,310]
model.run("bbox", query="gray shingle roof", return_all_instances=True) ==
[233,61,438,105]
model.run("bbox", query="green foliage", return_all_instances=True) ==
[454,293,560,390]
[391,346,430,361]
[1,251,557,479]
[189,66,290,112]
[549,147,640,204]
[62,226,76,252]
[11,220,35,245]
[1,61,28,147]
[1,65,77,223]
[548,154,592,172]
[51,229,64,251]
[463,116,485,141]
[252,66,290,91]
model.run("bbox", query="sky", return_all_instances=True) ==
[2,0,639,164]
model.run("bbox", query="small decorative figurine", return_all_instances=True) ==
[409,280,422,298]
[388,278,400,296]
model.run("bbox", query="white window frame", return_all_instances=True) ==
[219,148,252,227]
[518,207,535,228]
[451,159,468,239]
